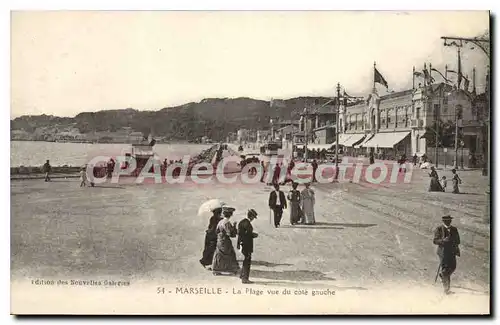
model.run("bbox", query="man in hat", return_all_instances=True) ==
[433,214,461,294]
[237,209,259,284]
[268,183,287,228]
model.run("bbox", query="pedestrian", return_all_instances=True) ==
[428,166,443,192]
[272,163,281,185]
[199,207,223,269]
[287,182,302,225]
[42,160,51,182]
[451,169,462,194]
[212,206,240,276]
[79,167,88,187]
[433,214,461,295]
[268,183,287,228]
[412,153,418,166]
[301,182,316,225]
[312,159,318,182]
[440,176,447,192]
[369,150,375,165]
[237,209,259,284]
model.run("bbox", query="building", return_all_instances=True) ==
[338,82,487,164]
[295,100,337,151]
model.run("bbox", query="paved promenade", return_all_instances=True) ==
[11,168,490,313]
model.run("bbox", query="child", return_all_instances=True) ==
[79,167,88,187]
[440,176,447,192]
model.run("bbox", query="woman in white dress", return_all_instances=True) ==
[301,183,316,225]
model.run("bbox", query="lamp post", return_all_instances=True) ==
[270,118,274,142]
[301,107,309,161]
[442,33,490,219]
[335,83,341,180]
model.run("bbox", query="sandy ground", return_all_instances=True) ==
[10,168,490,314]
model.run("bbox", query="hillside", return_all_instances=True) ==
[11,96,332,142]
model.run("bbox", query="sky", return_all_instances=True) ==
[11,11,489,118]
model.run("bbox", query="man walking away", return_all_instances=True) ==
[237,209,259,284]
[268,184,287,228]
[433,214,461,295]
[42,160,51,182]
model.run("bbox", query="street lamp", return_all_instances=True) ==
[334,83,341,180]
[301,107,310,161]
[270,118,274,142]
[442,33,490,220]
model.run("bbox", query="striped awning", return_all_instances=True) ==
[343,134,366,147]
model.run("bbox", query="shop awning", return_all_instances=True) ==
[362,131,411,148]
[334,134,353,146]
[354,133,375,148]
[343,134,366,147]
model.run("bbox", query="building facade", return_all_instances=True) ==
[339,83,486,163]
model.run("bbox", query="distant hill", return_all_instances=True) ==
[11,96,332,142]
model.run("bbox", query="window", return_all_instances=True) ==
[395,107,399,128]
[416,107,421,120]
[416,135,420,153]
[404,106,409,127]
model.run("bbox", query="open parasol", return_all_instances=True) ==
[198,199,227,217]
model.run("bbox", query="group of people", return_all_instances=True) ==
[199,206,259,284]
[429,166,462,193]
[268,182,316,227]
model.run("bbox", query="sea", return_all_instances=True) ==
[10,141,213,167]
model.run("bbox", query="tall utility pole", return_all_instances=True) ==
[441,32,490,221]
[334,83,341,180]
[302,107,309,161]
[441,34,490,174]
[454,106,460,168]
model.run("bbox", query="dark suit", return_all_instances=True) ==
[269,190,287,227]
[433,225,461,293]
[237,218,258,281]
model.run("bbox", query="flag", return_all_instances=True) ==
[413,71,424,78]
[423,69,435,85]
[374,67,388,89]
[457,49,462,89]
[464,78,470,92]
[431,68,452,83]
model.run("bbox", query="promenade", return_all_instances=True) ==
[11,168,490,313]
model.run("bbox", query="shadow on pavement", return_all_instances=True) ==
[454,286,489,294]
[314,222,377,228]
[238,260,293,268]
[250,269,336,282]
[281,225,344,230]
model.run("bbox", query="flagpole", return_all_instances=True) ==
[445,64,448,85]
[412,66,415,90]
[373,61,376,93]
[429,63,433,85]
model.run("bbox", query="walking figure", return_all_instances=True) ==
[79,167,88,187]
[433,214,461,295]
[237,209,258,284]
[451,169,462,194]
[42,160,51,182]
[268,184,287,228]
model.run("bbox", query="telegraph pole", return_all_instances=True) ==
[441,33,490,221]
[334,83,341,180]
[454,107,460,169]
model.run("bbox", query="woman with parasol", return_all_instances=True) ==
[212,205,240,276]
[199,206,223,269]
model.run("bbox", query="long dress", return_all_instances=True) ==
[428,170,443,192]
[212,218,240,273]
[452,173,461,194]
[287,189,302,225]
[199,215,220,267]
[301,188,316,225]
